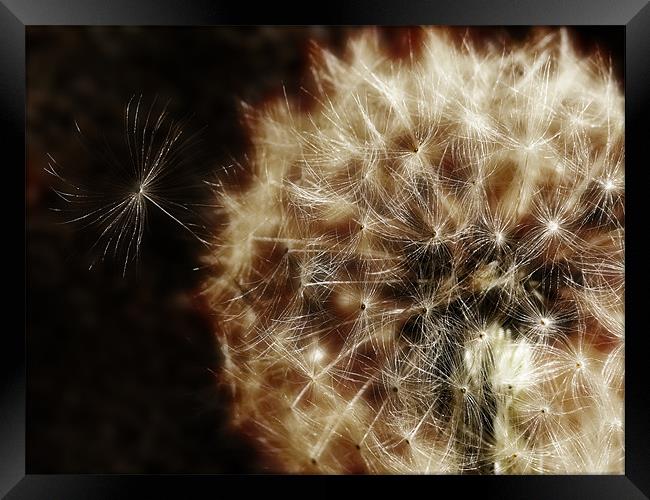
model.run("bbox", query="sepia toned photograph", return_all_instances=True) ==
[27,25,624,475]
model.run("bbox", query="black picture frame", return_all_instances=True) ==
[8,0,649,497]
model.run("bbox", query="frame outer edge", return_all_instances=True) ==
[0,0,26,496]
[3,0,647,497]
[625,2,650,497]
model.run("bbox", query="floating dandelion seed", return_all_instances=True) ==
[204,27,624,474]
[46,95,210,275]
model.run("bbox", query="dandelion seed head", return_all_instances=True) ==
[204,27,624,474]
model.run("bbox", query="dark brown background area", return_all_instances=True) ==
[26,26,622,473]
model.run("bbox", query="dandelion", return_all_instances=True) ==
[204,27,624,474]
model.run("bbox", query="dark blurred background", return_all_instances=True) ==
[26,26,622,473]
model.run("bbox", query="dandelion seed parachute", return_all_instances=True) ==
[204,27,624,474]
[46,95,209,275]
